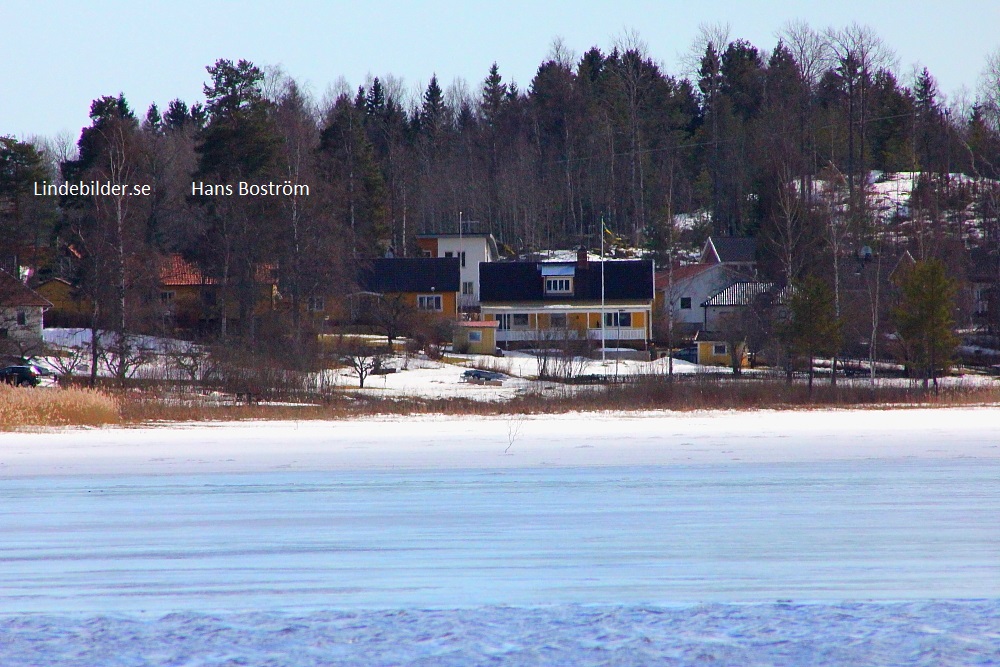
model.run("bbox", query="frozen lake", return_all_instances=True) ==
[3,461,998,613]
[2,412,999,663]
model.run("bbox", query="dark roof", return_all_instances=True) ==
[704,236,757,264]
[702,281,787,307]
[360,257,460,294]
[970,247,1000,282]
[0,270,51,308]
[480,260,653,302]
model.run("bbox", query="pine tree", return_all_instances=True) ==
[782,276,842,389]
[194,58,281,340]
[893,259,958,392]
[319,95,388,256]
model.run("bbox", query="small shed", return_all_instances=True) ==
[695,339,748,368]
[453,320,499,355]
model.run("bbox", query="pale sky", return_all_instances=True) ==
[3,1,998,141]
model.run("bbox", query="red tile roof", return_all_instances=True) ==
[0,270,52,308]
[159,254,278,286]
[160,255,215,286]
[655,263,713,288]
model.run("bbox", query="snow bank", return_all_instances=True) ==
[2,407,998,478]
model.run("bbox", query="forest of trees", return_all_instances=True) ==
[2,22,1000,368]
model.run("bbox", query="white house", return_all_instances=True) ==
[0,269,51,359]
[416,233,499,310]
[656,263,750,335]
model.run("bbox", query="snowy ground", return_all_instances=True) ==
[2,408,998,664]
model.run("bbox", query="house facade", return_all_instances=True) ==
[35,278,90,328]
[415,233,499,310]
[159,254,279,332]
[0,269,51,358]
[655,263,750,336]
[969,247,999,332]
[359,257,461,318]
[480,250,654,351]
[700,281,785,332]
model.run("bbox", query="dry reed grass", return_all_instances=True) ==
[6,375,999,429]
[0,385,121,430]
[115,375,1000,424]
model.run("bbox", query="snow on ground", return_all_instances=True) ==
[2,407,999,477]
[328,350,712,399]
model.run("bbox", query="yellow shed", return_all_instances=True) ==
[697,340,748,367]
[453,321,499,356]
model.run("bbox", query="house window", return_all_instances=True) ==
[604,312,632,327]
[307,296,325,312]
[545,277,572,294]
[680,297,692,310]
[714,344,727,356]
[468,330,482,343]
[550,313,567,328]
[462,281,475,295]
[444,251,453,258]
[417,295,442,311]
[160,291,175,305]
[16,311,27,326]
[460,251,466,268]
[497,314,511,330]
[202,289,217,306]
[512,313,529,327]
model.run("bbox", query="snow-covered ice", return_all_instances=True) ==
[1,408,998,664]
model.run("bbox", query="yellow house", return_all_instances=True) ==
[358,257,461,320]
[35,278,90,327]
[160,254,278,332]
[479,251,654,353]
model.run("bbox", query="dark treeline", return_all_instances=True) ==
[3,22,1000,359]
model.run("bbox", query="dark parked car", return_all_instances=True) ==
[0,365,40,387]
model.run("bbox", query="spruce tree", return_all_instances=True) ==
[893,259,958,392]
[782,276,842,390]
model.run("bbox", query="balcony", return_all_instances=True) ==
[496,328,646,343]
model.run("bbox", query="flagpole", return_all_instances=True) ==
[601,217,606,363]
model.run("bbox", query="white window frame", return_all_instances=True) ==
[550,313,567,328]
[512,313,529,328]
[713,343,727,356]
[604,312,632,327]
[679,297,692,310]
[545,277,573,294]
[307,296,325,312]
[468,330,482,343]
[417,294,443,311]
[462,281,475,295]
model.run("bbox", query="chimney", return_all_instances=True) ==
[577,245,589,270]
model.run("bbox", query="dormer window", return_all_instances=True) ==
[540,264,575,296]
[545,277,573,294]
